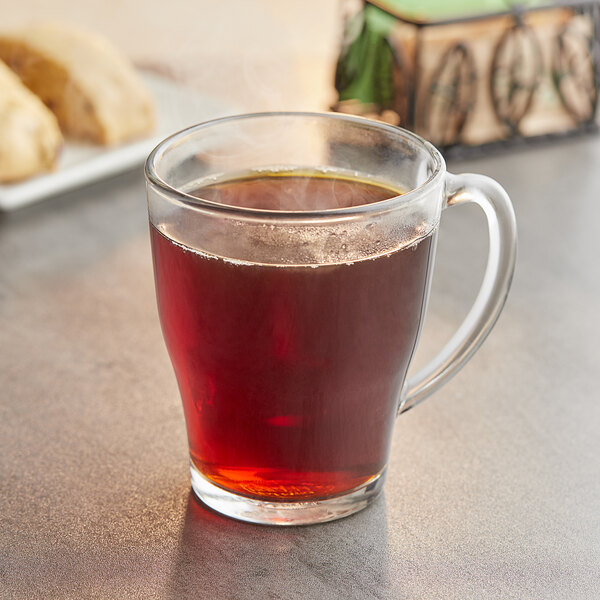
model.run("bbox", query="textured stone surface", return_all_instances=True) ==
[1,136,600,599]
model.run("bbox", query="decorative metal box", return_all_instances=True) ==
[333,0,600,156]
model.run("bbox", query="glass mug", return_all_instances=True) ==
[145,112,516,525]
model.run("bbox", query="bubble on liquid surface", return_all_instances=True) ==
[161,170,438,266]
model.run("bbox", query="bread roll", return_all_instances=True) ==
[0,60,62,183]
[0,23,155,145]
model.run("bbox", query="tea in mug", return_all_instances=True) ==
[150,172,436,501]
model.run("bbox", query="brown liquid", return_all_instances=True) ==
[192,172,400,211]
[151,173,435,501]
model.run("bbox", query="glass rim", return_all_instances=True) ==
[145,111,446,219]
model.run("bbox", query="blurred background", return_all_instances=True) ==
[2,0,342,112]
[3,0,597,158]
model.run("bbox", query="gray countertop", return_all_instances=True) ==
[1,136,599,599]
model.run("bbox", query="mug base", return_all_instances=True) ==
[190,462,385,526]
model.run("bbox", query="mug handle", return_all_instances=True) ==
[399,172,517,414]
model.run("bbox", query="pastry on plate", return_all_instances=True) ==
[0,60,63,183]
[0,22,155,145]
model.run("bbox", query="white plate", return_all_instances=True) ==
[0,72,238,211]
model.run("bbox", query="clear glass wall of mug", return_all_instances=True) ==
[145,113,516,525]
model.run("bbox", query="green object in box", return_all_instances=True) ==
[334,6,397,107]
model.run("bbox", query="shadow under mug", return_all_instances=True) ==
[145,112,517,526]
